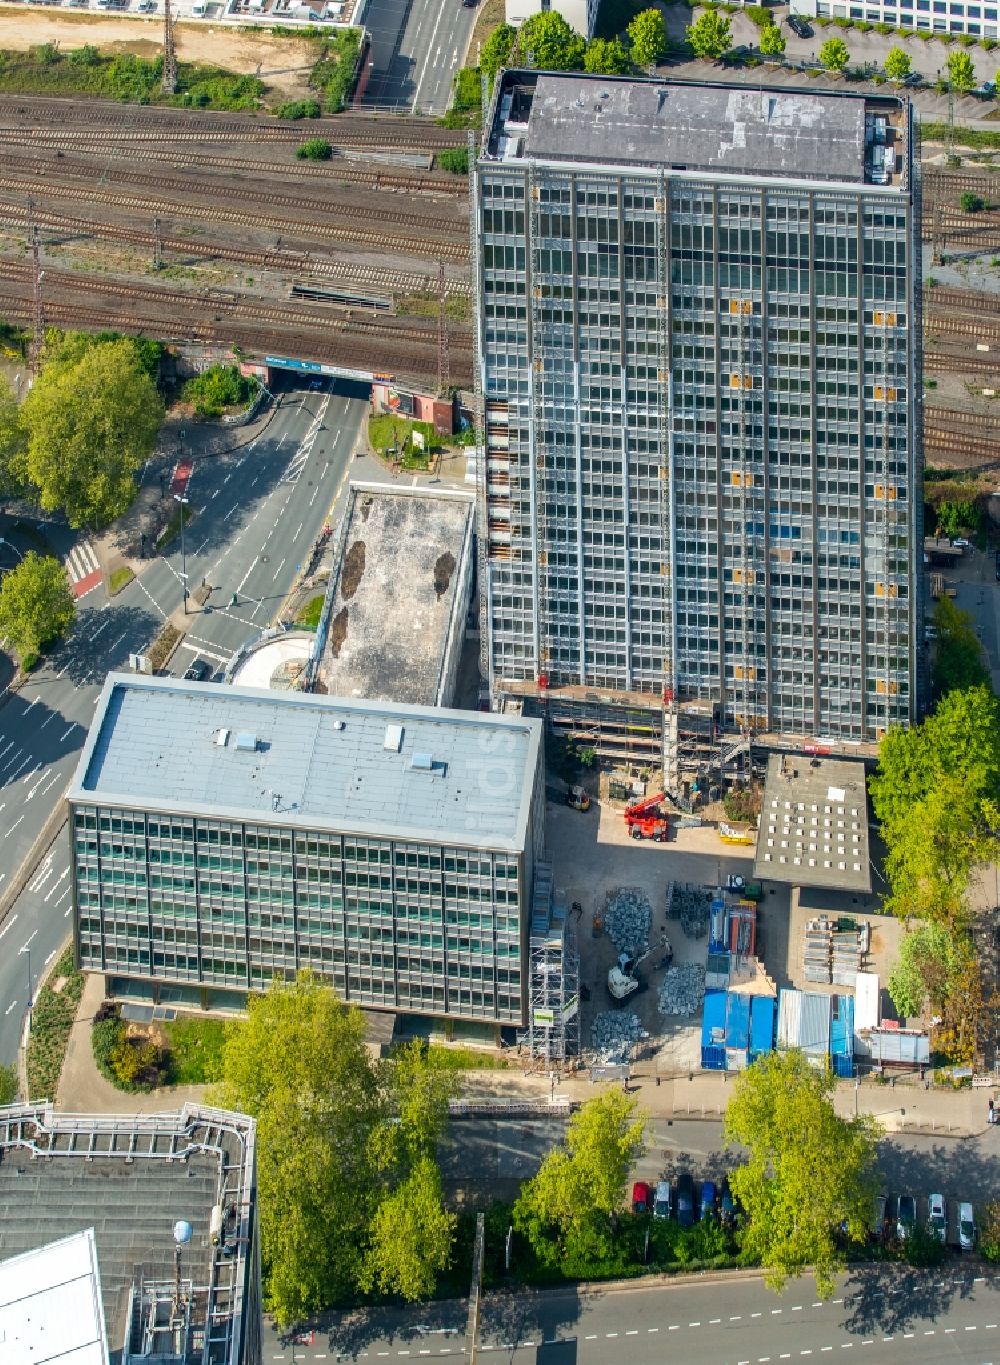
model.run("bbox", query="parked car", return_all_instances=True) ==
[720,1179,735,1228]
[787,13,812,36]
[928,1193,946,1243]
[676,1173,695,1228]
[183,658,211,682]
[632,1181,651,1214]
[653,1180,672,1220]
[952,537,971,549]
[959,1201,976,1252]
[897,1194,917,1241]
[871,1193,888,1242]
[700,1180,717,1222]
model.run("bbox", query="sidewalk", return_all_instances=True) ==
[56,971,207,1115]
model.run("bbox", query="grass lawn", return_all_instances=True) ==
[155,501,194,552]
[164,1015,228,1085]
[295,593,325,630]
[109,565,134,595]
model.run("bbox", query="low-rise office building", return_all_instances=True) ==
[69,675,544,1027]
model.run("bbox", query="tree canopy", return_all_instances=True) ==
[481,23,515,88]
[724,1050,881,1298]
[584,36,632,74]
[870,686,1000,927]
[519,12,587,70]
[22,337,164,529]
[884,46,911,81]
[0,551,75,668]
[932,595,991,699]
[0,374,28,501]
[212,974,457,1326]
[686,9,732,59]
[759,23,786,57]
[946,49,976,92]
[819,36,850,72]
[513,1091,645,1275]
[628,8,668,66]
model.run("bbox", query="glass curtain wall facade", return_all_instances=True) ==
[475,76,920,749]
[73,806,529,1023]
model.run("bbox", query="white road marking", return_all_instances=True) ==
[44,869,70,903]
[60,724,76,742]
[272,557,286,583]
[4,814,25,838]
[19,929,38,952]
[4,1000,15,1015]
[0,913,16,939]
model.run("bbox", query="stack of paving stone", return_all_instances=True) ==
[668,882,712,939]
[657,962,707,1017]
[591,1010,644,1059]
[604,887,652,953]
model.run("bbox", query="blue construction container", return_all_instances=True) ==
[701,990,727,1071]
[709,898,728,953]
[749,995,776,1062]
[725,992,751,1070]
[830,993,855,1078]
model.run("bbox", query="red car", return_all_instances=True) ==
[632,1181,651,1214]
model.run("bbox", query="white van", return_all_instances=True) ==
[191,1,208,14]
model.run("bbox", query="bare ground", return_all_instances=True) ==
[0,7,318,99]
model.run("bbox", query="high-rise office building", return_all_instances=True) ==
[69,675,544,1029]
[473,74,921,786]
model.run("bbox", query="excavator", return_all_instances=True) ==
[608,948,650,1005]
[623,792,669,842]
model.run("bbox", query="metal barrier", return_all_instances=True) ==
[448,1097,572,1117]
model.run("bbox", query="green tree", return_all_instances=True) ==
[884,45,911,80]
[932,595,990,698]
[724,1050,881,1298]
[22,338,164,530]
[481,23,515,88]
[520,12,587,70]
[628,8,668,66]
[584,36,632,73]
[959,190,985,211]
[686,9,732,59]
[759,23,786,57]
[0,552,75,669]
[947,48,976,91]
[819,36,850,71]
[888,921,961,1018]
[870,685,1000,927]
[0,374,28,500]
[211,973,385,1327]
[513,1091,645,1271]
[361,1156,456,1301]
[296,137,333,160]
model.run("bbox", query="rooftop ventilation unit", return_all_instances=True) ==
[215,729,230,748]
[410,753,434,771]
[333,720,345,731]
[384,724,404,753]
[234,732,258,753]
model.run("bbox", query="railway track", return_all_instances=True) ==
[926,315,1000,344]
[923,170,1000,201]
[925,407,999,435]
[922,430,999,466]
[6,143,461,196]
[924,350,998,376]
[0,178,470,264]
[925,287,994,315]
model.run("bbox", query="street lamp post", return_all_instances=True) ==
[174,493,189,614]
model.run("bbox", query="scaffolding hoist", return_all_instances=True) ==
[469,135,493,694]
[519,861,580,1063]
[527,164,551,689]
[657,171,681,795]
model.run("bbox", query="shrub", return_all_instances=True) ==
[309,28,363,112]
[856,20,873,32]
[744,5,772,28]
[276,98,321,118]
[437,146,469,175]
[182,364,256,418]
[958,32,975,44]
[296,137,333,161]
[92,1005,125,1085]
[67,45,101,67]
[25,947,85,1101]
[451,65,481,114]
[959,191,985,211]
[982,1201,1000,1262]
[875,21,893,33]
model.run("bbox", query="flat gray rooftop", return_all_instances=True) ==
[318,483,474,707]
[0,1105,255,1365]
[754,753,871,893]
[497,74,870,183]
[70,676,541,852]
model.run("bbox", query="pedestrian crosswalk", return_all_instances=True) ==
[65,541,102,599]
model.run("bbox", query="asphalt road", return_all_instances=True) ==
[362,0,478,114]
[265,1265,1000,1365]
[0,380,368,1065]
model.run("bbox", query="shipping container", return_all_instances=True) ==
[749,994,776,1061]
[778,988,832,1063]
[830,993,855,1078]
[725,991,751,1071]
[701,989,727,1071]
[856,1025,930,1066]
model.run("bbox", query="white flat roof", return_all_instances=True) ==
[0,1229,108,1365]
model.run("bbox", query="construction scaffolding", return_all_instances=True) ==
[519,861,580,1063]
